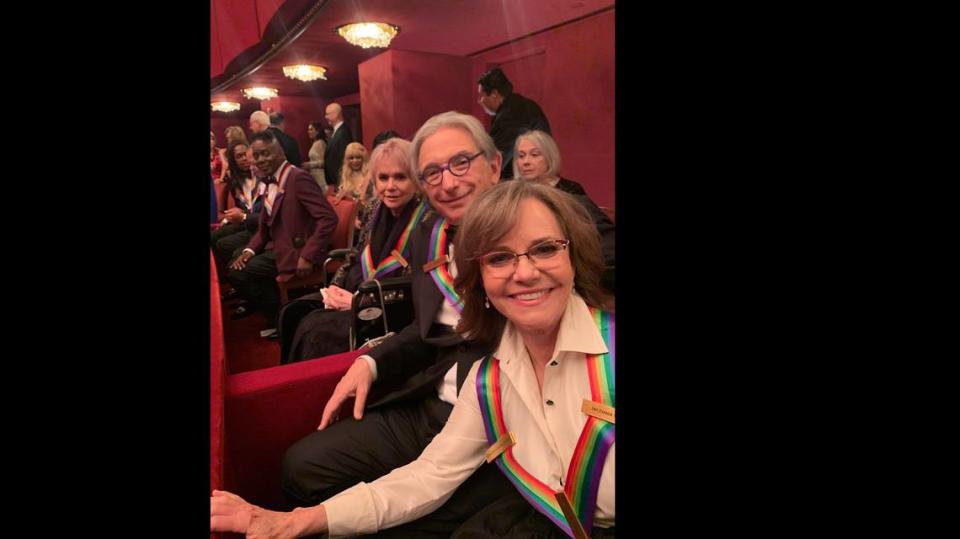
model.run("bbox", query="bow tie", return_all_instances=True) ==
[446,225,458,240]
[262,175,278,185]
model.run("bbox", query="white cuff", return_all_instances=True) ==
[359,354,378,382]
[242,248,255,257]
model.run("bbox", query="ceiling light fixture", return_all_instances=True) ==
[282,64,328,82]
[241,87,279,100]
[210,101,241,112]
[336,22,399,49]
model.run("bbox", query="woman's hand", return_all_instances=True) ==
[210,490,299,539]
[323,285,353,310]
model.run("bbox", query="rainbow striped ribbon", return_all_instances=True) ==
[476,307,615,538]
[360,199,428,281]
[426,217,463,313]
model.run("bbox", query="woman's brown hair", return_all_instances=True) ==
[454,181,609,346]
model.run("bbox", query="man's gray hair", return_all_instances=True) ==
[410,111,498,176]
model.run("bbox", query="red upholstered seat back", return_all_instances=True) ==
[210,251,226,539]
[326,195,358,251]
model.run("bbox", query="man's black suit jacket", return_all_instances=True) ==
[267,127,302,166]
[366,211,492,408]
[324,124,355,187]
[490,92,551,179]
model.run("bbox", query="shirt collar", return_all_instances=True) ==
[493,291,608,366]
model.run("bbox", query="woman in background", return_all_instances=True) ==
[513,129,615,269]
[302,122,328,192]
[212,181,615,538]
[335,142,370,203]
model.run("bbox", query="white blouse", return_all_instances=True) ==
[323,292,615,536]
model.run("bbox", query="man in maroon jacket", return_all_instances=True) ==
[228,130,338,336]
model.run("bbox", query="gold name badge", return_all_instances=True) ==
[554,491,589,539]
[422,254,449,272]
[581,400,615,424]
[484,432,516,463]
[391,250,409,268]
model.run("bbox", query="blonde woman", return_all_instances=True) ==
[335,142,370,203]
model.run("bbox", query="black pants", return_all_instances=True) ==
[281,395,515,537]
[226,250,279,327]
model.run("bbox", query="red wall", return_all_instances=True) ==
[470,10,615,207]
[359,50,473,150]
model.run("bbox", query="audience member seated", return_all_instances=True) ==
[274,112,507,534]
[211,180,616,538]
[283,137,428,363]
[227,130,338,338]
[211,140,264,286]
[334,142,370,203]
[513,129,615,268]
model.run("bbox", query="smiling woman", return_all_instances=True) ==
[211,180,616,538]
[454,180,610,347]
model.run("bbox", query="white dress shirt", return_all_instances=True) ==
[324,292,615,536]
[361,245,461,404]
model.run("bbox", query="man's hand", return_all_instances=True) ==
[296,256,314,278]
[224,207,245,223]
[230,251,254,271]
[318,358,373,430]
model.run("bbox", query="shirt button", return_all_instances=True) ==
[546,399,554,406]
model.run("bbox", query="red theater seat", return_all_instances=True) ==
[212,250,361,517]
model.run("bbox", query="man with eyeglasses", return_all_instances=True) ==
[281,111,516,535]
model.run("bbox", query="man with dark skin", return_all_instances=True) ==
[228,131,338,335]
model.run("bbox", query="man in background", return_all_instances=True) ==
[323,103,355,185]
[477,67,551,179]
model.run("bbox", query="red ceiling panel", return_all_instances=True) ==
[212,0,615,100]
[211,0,263,79]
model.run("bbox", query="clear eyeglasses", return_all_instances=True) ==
[478,239,571,275]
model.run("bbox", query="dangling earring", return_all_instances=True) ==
[484,294,490,309]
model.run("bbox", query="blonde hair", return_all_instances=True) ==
[224,125,248,145]
[368,138,422,197]
[338,142,370,201]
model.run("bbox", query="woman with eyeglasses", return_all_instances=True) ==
[513,130,615,270]
[212,181,616,538]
